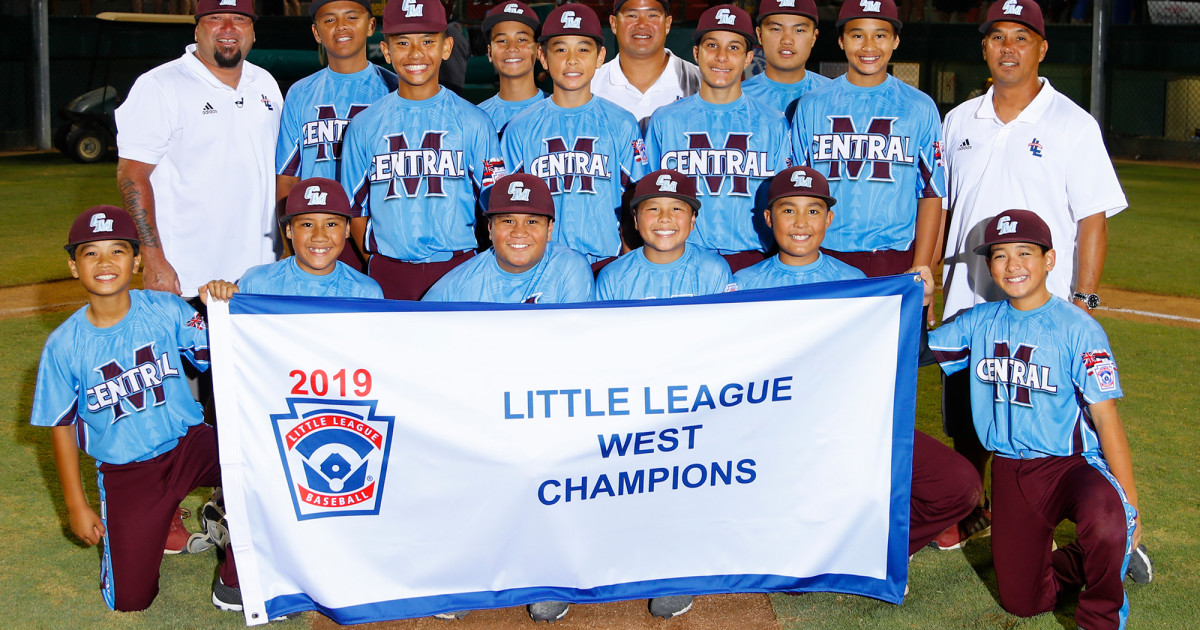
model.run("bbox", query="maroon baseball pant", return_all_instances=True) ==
[97,423,236,611]
[909,429,982,555]
[992,455,1133,630]
[367,250,475,301]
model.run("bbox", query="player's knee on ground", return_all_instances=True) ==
[112,584,159,613]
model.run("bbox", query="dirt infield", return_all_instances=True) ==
[7,277,1198,330]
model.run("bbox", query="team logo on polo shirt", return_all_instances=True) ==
[1028,138,1043,157]
[272,398,395,520]
[812,116,914,182]
[530,136,610,194]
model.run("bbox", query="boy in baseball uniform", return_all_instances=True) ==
[477,1,545,133]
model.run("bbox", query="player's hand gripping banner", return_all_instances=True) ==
[208,275,924,625]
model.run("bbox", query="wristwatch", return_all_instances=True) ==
[1071,292,1100,309]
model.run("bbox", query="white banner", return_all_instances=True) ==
[208,275,924,625]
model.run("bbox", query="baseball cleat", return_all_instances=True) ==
[649,594,693,618]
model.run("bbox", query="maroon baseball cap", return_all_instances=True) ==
[283,178,355,222]
[836,0,901,31]
[195,0,258,21]
[974,209,1053,255]
[486,174,556,219]
[614,0,670,14]
[768,166,836,207]
[630,169,701,211]
[693,4,757,45]
[309,0,374,18]
[539,4,603,43]
[980,0,1045,38]
[66,205,140,252]
[382,0,447,35]
[482,1,540,38]
[757,0,819,25]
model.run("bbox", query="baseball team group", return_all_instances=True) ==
[29,0,1152,626]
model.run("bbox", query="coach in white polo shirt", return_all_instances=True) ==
[591,0,700,126]
[939,0,1127,479]
[116,0,283,299]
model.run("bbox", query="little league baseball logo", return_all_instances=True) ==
[272,398,395,520]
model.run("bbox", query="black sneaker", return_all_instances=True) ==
[212,577,243,612]
[527,601,570,622]
[649,595,693,618]
[1127,544,1154,584]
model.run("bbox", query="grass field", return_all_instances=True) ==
[1,155,1197,628]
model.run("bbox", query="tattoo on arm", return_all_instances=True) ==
[118,175,160,248]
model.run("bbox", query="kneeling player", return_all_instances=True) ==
[596,168,735,300]
[201,178,383,301]
[741,167,981,563]
[920,210,1148,629]
[734,166,864,289]
[423,173,594,305]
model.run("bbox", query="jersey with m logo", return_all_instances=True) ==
[646,94,791,253]
[502,97,647,260]
[276,65,397,180]
[791,75,945,254]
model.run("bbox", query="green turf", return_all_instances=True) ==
[1106,162,1200,298]
[0,154,120,287]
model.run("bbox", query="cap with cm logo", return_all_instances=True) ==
[836,0,901,30]
[768,166,836,207]
[979,0,1045,38]
[482,1,540,38]
[630,169,701,211]
[283,177,355,221]
[382,0,448,35]
[66,205,140,251]
[974,209,1053,255]
[693,4,757,45]
[539,3,603,43]
[486,173,556,218]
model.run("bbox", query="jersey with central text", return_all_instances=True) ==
[30,291,209,465]
[645,95,791,253]
[741,71,832,120]
[238,257,383,298]
[791,75,945,253]
[734,252,865,290]
[276,64,398,180]
[502,96,648,261]
[595,245,735,300]
[479,90,546,136]
[340,87,505,263]
[422,242,594,303]
[928,297,1123,460]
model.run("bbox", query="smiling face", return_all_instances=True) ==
[765,196,832,266]
[982,22,1047,90]
[487,21,538,80]
[381,31,452,98]
[634,196,696,264]
[489,213,553,274]
[195,12,255,69]
[539,35,604,96]
[756,14,818,76]
[69,239,140,298]
[286,213,350,276]
[609,0,671,60]
[312,1,376,66]
[693,30,754,93]
[838,18,897,86]
[987,241,1055,309]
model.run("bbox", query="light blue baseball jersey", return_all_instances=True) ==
[733,252,866,290]
[644,95,791,254]
[422,242,594,303]
[276,64,398,180]
[479,90,546,135]
[501,96,649,261]
[340,87,506,263]
[791,75,946,253]
[595,245,736,300]
[929,297,1123,460]
[30,291,209,465]
[238,257,383,299]
[741,70,832,120]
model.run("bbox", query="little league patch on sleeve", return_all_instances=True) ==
[1082,350,1119,392]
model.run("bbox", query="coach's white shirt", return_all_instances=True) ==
[940,78,1127,321]
[591,50,701,127]
[116,45,283,297]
